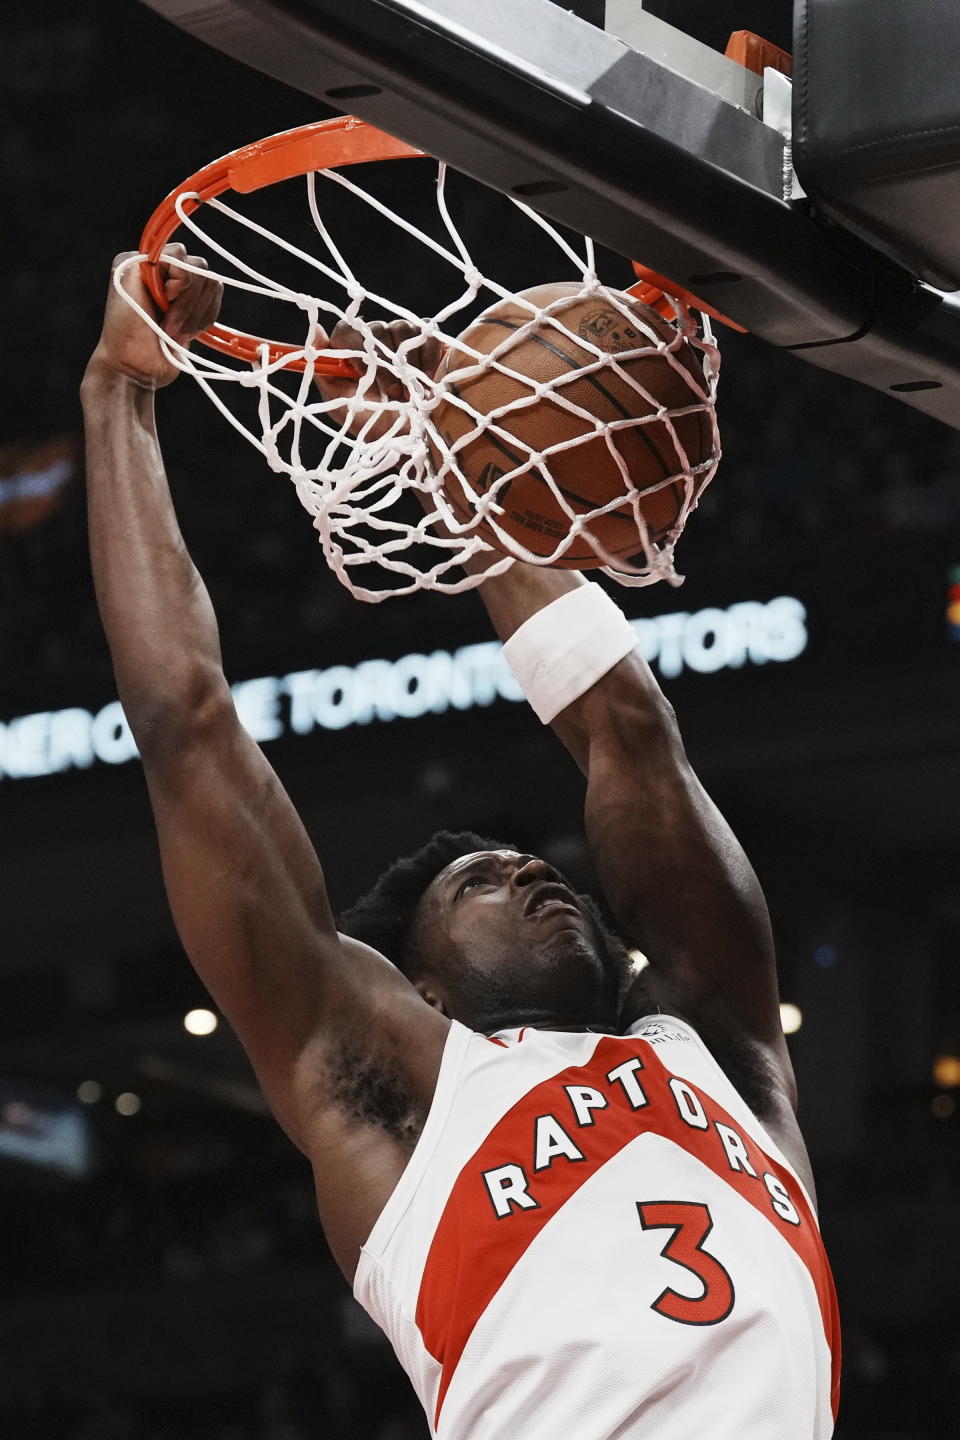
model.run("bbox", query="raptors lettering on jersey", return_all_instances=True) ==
[356,1017,841,1440]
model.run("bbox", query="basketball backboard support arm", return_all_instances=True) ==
[604,2,765,115]
[139,0,960,430]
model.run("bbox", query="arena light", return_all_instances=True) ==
[931,1093,956,1120]
[115,1092,141,1116]
[947,566,960,642]
[932,1054,960,1089]
[76,1080,102,1105]
[780,1003,802,1035]
[184,1008,219,1036]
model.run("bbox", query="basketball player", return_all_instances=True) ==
[82,247,840,1439]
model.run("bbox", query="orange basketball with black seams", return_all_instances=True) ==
[429,283,713,568]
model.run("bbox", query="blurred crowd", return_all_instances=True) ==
[16,1382,427,1440]
[4,1165,318,1298]
[3,1160,429,1439]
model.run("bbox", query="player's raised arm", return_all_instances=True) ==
[312,315,791,1102]
[80,252,449,1265]
[470,558,796,1108]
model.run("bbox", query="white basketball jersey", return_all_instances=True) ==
[354,1015,841,1439]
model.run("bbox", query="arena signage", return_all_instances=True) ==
[0,597,806,782]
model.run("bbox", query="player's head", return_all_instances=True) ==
[339,830,629,1034]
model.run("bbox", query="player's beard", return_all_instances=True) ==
[446,926,622,1036]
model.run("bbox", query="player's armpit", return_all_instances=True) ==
[139,693,450,1150]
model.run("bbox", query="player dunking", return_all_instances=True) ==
[82,250,840,1439]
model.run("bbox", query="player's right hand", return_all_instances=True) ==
[87,244,223,389]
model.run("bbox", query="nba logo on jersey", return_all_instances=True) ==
[635,1021,691,1046]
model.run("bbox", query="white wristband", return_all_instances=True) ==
[502,582,638,724]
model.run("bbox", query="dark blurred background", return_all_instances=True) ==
[2,2,959,1436]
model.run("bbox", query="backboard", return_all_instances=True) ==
[139,0,960,430]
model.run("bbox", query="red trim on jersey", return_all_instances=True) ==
[487,1028,528,1049]
[415,1034,841,1428]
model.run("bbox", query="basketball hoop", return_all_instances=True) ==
[140,118,424,373]
[122,116,722,601]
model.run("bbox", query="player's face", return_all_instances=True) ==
[413,850,622,1034]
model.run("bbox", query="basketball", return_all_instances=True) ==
[429,282,714,567]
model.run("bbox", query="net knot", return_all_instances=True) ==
[293,291,322,313]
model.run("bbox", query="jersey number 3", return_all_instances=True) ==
[636,1201,735,1326]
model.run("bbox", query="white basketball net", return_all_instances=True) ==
[117,159,722,602]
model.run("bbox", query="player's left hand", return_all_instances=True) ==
[88,244,223,390]
[311,318,443,440]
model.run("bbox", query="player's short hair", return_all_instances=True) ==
[338,829,514,979]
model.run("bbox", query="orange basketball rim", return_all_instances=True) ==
[139,114,744,376]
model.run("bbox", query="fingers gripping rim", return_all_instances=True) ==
[138,117,425,375]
